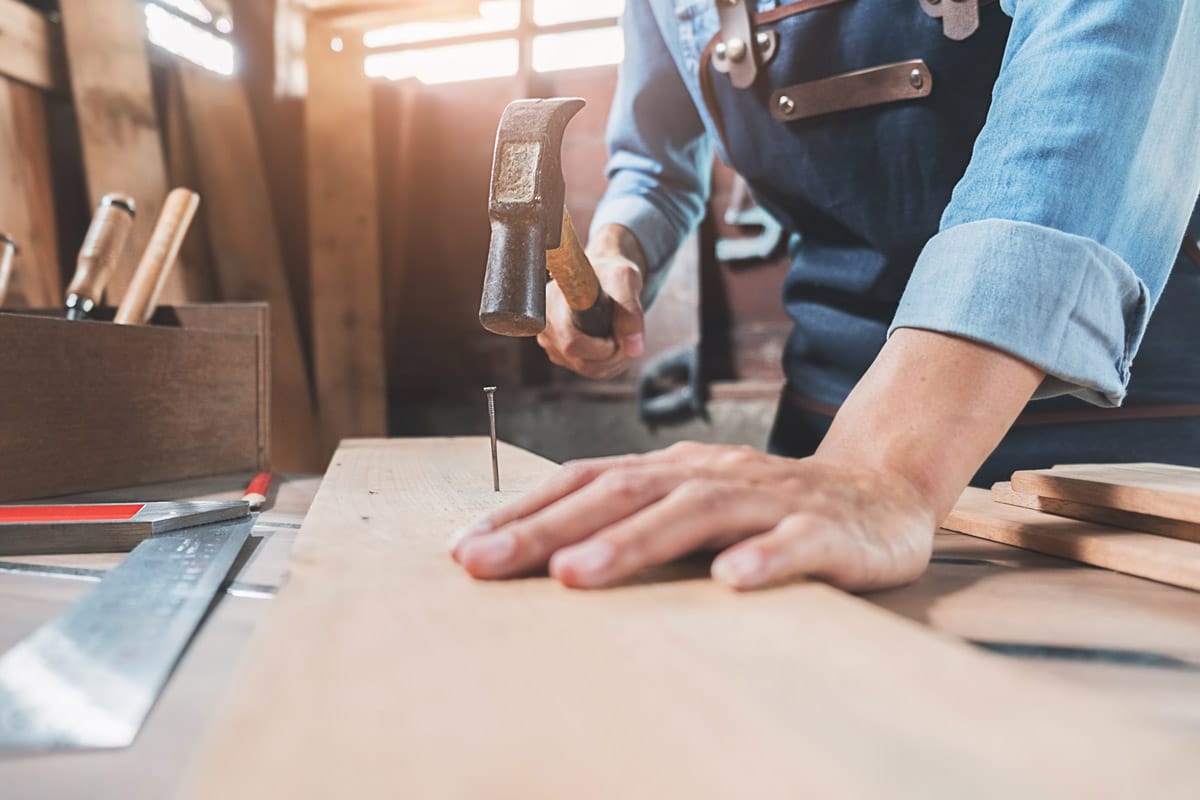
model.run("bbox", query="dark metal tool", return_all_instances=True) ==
[479,97,613,340]
[65,194,136,320]
[0,233,17,307]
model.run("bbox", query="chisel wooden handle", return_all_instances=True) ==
[115,188,200,325]
[0,233,16,308]
[545,207,614,339]
[65,194,136,320]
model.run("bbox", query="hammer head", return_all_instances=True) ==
[479,97,586,337]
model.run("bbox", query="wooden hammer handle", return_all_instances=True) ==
[545,207,614,339]
[115,188,201,325]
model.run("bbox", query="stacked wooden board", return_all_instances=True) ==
[945,464,1200,591]
[183,440,1200,798]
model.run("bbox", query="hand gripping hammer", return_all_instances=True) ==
[479,97,614,339]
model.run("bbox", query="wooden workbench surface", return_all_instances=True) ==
[1,446,1199,797]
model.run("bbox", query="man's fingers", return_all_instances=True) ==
[450,454,647,558]
[457,466,685,579]
[710,514,841,591]
[548,480,790,589]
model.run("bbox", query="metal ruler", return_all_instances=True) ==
[0,515,253,751]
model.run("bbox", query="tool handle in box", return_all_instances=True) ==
[66,194,136,315]
[115,188,201,325]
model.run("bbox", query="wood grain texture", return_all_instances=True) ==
[946,487,1200,592]
[176,64,322,472]
[58,0,184,305]
[0,78,61,307]
[994,481,1200,544]
[305,26,387,456]
[0,306,267,502]
[184,439,1200,799]
[1012,463,1200,524]
[162,68,219,303]
[0,0,66,92]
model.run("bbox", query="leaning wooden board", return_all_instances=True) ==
[184,439,1200,798]
[1012,463,1200,525]
[58,0,183,306]
[947,487,1200,592]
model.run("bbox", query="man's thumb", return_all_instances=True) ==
[607,268,645,358]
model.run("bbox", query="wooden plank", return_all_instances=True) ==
[945,487,1200,592]
[0,0,67,92]
[305,24,388,456]
[1012,463,1200,525]
[0,78,61,308]
[184,439,1200,798]
[994,481,1200,544]
[58,0,185,306]
[0,306,266,502]
[0,501,247,557]
[176,64,322,473]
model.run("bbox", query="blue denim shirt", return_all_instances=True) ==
[591,0,1200,407]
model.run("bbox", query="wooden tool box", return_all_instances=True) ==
[0,304,268,501]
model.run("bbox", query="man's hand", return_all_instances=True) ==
[453,329,1046,592]
[450,443,937,591]
[536,224,648,380]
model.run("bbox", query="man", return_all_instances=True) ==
[452,0,1200,592]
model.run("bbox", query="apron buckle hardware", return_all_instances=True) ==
[919,0,981,41]
[714,0,768,88]
[713,30,779,76]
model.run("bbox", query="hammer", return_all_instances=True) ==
[479,97,613,339]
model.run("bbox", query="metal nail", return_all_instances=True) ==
[484,387,499,492]
[909,68,924,90]
[777,95,796,116]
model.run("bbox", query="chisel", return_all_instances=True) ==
[0,232,16,307]
[115,188,200,325]
[64,194,136,320]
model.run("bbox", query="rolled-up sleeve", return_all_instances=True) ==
[890,0,1200,406]
[590,0,712,294]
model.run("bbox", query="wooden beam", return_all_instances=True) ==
[58,0,186,306]
[0,0,67,92]
[946,487,1200,592]
[176,63,324,473]
[162,68,219,302]
[185,439,1199,797]
[305,25,388,454]
[1012,463,1200,525]
[994,481,1200,545]
[0,77,61,307]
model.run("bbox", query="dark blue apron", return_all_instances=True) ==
[699,0,1200,485]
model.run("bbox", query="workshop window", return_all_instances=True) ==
[143,0,236,76]
[362,0,624,85]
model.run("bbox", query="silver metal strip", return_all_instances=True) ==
[0,516,255,750]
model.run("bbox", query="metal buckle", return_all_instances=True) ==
[918,0,981,41]
[714,0,767,89]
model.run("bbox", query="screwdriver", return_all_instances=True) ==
[65,194,136,320]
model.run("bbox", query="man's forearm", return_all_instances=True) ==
[815,329,1045,522]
